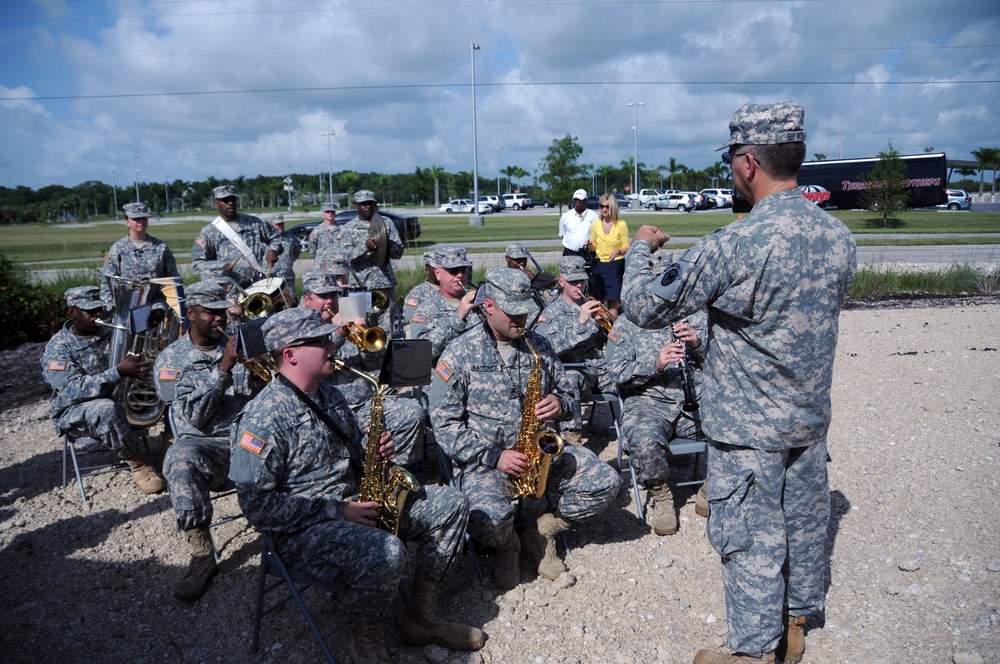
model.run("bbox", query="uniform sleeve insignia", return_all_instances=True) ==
[48,360,67,371]
[607,328,622,343]
[103,253,110,264]
[411,313,428,323]
[406,297,420,307]
[335,234,343,240]
[158,368,179,381]
[195,236,207,248]
[537,314,549,323]
[239,430,266,455]
[434,360,454,382]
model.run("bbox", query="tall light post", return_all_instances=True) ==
[627,102,645,195]
[470,43,483,226]
[111,169,119,219]
[318,160,324,204]
[164,179,170,213]
[323,131,335,203]
[494,146,503,197]
[131,154,140,202]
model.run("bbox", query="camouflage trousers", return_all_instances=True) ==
[163,435,232,531]
[273,484,468,623]
[57,398,143,460]
[458,444,622,549]
[564,366,615,431]
[620,395,700,486]
[353,392,427,466]
[705,438,829,657]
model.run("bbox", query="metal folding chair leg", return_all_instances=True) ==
[62,434,129,506]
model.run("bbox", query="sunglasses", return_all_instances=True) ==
[599,204,610,209]
[722,151,753,166]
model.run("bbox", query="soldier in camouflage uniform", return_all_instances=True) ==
[531,255,614,442]
[605,289,707,535]
[154,281,267,600]
[267,216,301,295]
[300,271,427,468]
[40,286,165,495]
[307,201,341,271]
[620,102,856,664]
[190,185,282,289]
[100,201,180,306]
[229,308,485,662]
[409,246,479,361]
[430,267,621,590]
[402,250,440,324]
[504,242,536,280]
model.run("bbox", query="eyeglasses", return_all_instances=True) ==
[722,151,753,166]
[599,204,610,209]
[442,266,470,275]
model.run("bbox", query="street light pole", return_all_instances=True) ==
[131,154,140,202]
[164,179,169,213]
[627,102,645,196]
[323,131,335,204]
[470,43,483,226]
[111,169,119,219]
[494,146,503,197]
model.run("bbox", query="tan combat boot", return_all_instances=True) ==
[125,456,166,494]
[174,527,217,600]
[695,482,709,517]
[648,483,679,535]
[401,578,486,650]
[492,534,521,590]
[693,649,775,664]
[561,429,583,446]
[349,620,392,664]
[521,511,570,580]
[776,614,807,663]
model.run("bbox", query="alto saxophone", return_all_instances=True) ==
[335,359,420,535]
[510,329,565,499]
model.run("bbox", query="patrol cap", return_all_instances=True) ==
[123,201,151,219]
[484,267,536,316]
[325,254,351,276]
[213,185,239,199]
[301,270,342,295]
[505,242,529,259]
[262,307,338,351]
[435,245,473,270]
[353,189,377,204]
[715,101,806,151]
[321,201,338,213]
[185,281,232,310]
[572,189,588,201]
[270,214,285,227]
[559,256,588,282]
[65,286,104,310]
[422,250,438,268]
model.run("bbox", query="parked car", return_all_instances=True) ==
[439,198,491,214]
[290,209,421,252]
[502,193,532,210]
[700,188,733,207]
[528,197,554,208]
[647,193,695,212]
[479,195,504,212]
[681,192,709,210]
[614,193,631,209]
[934,188,971,211]
[586,196,601,210]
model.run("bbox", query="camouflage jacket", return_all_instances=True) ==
[531,296,606,364]
[325,336,384,407]
[338,214,404,289]
[40,322,119,421]
[620,189,856,450]
[429,323,575,470]
[402,280,437,323]
[269,229,302,283]
[410,291,475,360]
[100,235,179,304]
[308,222,343,271]
[190,213,281,288]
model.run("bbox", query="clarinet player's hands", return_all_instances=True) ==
[671,321,702,350]
[655,342,685,373]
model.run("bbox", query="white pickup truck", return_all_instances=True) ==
[629,188,663,206]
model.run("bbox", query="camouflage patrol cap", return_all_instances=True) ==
[262,307,337,351]
[422,250,438,268]
[484,267,536,316]
[505,242,530,259]
[301,270,342,295]
[185,281,232,310]
[65,286,104,310]
[434,245,473,270]
[325,254,351,276]
[123,201,151,219]
[715,101,806,151]
[213,185,239,199]
[559,256,588,282]
[321,201,338,213]
[353,189,377,204]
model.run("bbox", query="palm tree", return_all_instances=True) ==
[971,147,999,195]
[427,164,445,207]
[666,157,686,190]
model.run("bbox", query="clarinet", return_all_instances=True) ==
[669,324,700,413]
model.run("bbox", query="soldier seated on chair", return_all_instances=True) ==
[40,285,165,496]
[230,308,485,662]
[153,281,268,601]
[409,245,479,362]
[429,267,622,591]
[605,302,707,536]
[402,250,440,325]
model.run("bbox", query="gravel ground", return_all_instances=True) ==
[2,298,998,664]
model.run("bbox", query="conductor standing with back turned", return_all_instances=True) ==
[621,101,856,664]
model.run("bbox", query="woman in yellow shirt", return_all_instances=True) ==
[587,193,630,317]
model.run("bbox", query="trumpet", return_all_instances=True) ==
[346,323,387,353]
[585,296,618,334]
[214,325,276,383]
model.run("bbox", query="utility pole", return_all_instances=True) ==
[112,169,119,219]
[323,132,335,204]
[131,154,140,202]
[627,102,645,196]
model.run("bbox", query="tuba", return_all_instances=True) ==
[335,359,420,535]
[103,276,184,427]
[510,329,565,499]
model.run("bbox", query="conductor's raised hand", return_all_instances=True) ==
[633,225,670,252]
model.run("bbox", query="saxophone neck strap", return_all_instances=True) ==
[276,373,364,469]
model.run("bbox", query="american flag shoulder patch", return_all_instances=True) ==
[239,430,266,455]
[195,236,207,248]
[406,297,419,307]
[537,313,549,323]
[411,313,427,323]
[434,360,454,382]
[48,360,67,371]
[607,328,622,343]
[158,368,179,381]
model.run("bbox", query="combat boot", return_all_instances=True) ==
[124,456,166,494]
[521,511,570,580]
[648,483,678,535]
[776,614,807,663]
[561,429,583,446]
[174,527,217,600]
[349,621,392,664]
[693,649,775,664]
[695,482,709,517]
[492,535,521,590]
[401,578,486,650]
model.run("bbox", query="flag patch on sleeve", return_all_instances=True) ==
[607,328,622,343]
[239,431,266,455]
[411,313,427,324]
[48,360,67,371]
[537,314,549,323]
[158,368,179,381]
[434,361,454,382]
[406,297,419,307]
[195,236,207,248]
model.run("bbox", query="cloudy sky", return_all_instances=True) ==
[1,0,997,192]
